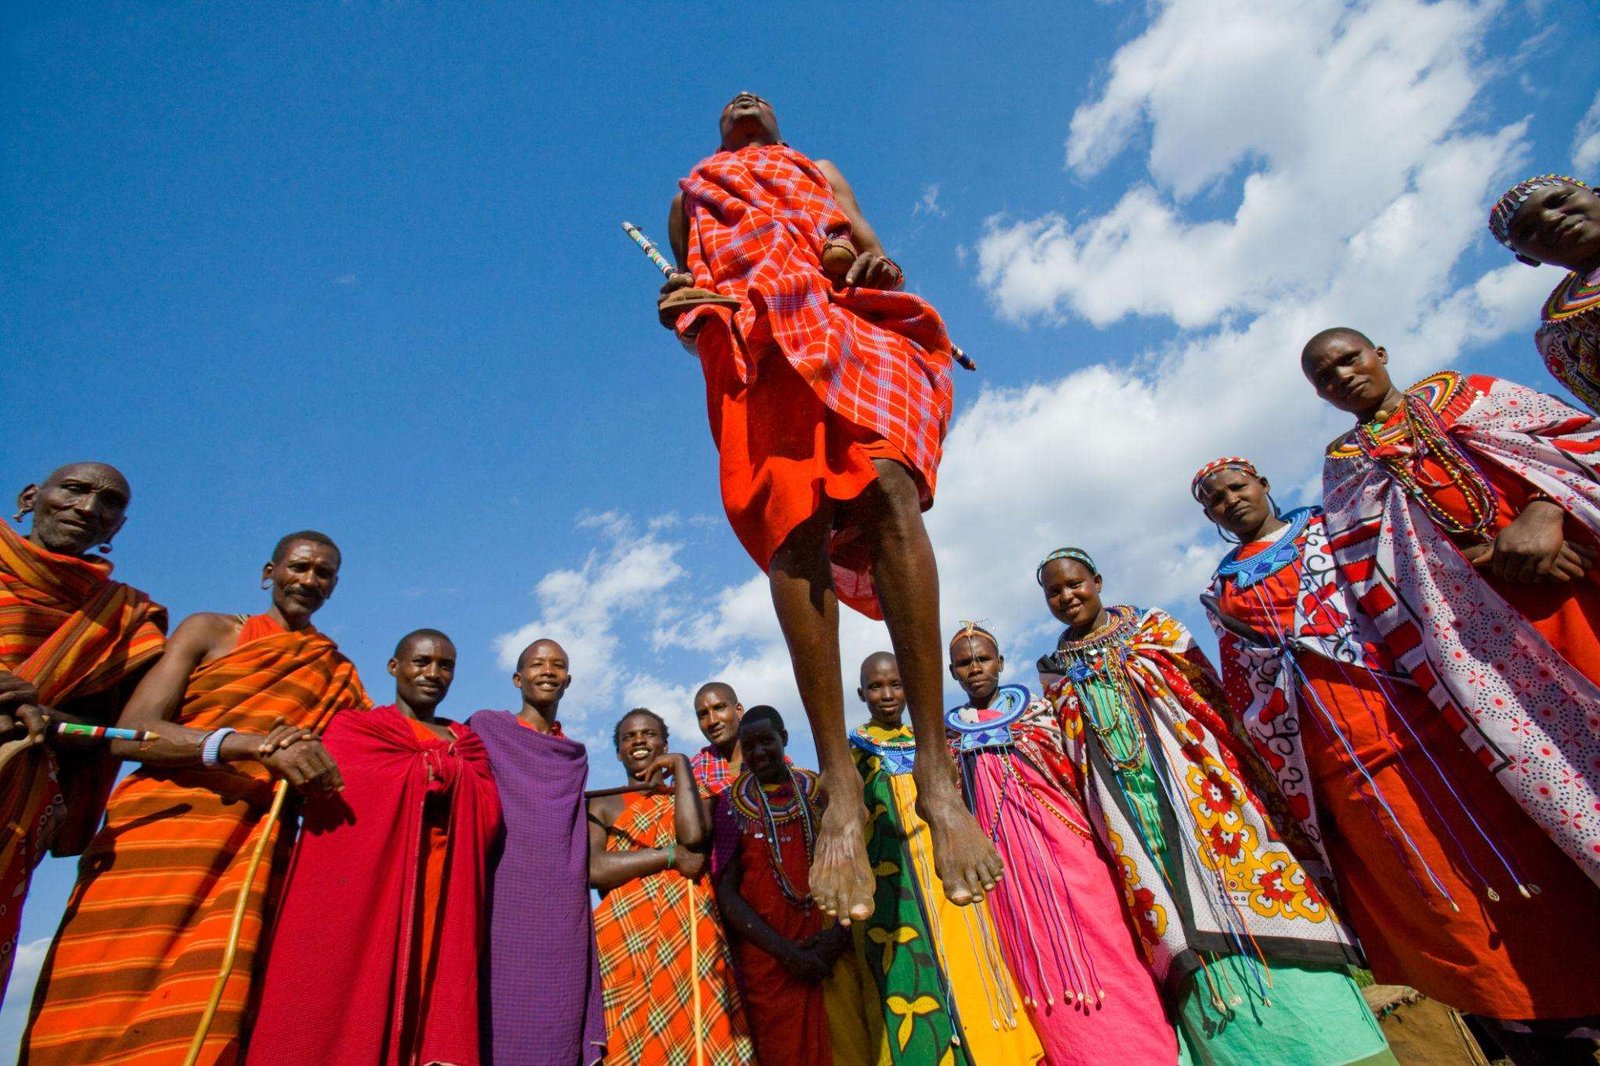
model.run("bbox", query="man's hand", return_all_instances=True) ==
[257,723,318,757]
[671,845,708,880]
[0,671,40,714]
[1488,501,1596,582]
[843,253,903,290]
[261,736,343,793]
[806,925,852,968]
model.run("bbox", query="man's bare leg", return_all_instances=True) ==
[862,459,1003,904]
[768,509,877,924]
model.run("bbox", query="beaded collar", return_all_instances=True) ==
[1543,268,1600,325]
[945,684,1030,752]
[1034,605,1138,683]
[849,724,916,775]
[1214,507,1313,590]
[729,767,820,826]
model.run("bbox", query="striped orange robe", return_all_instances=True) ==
[0,523,166,1008]
[594,791,754,1065]
[22,613,367,1066]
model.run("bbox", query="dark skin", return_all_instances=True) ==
[1039,558,1109,641]
[2,463,136,743]
[1505,183,1600,274]
[948,632,1005,710]
[712,718,852,983]
[857,652,906,729]
[658,95,1004,922]
[1302,331,1596,584]
[587,711,708,892]
[694,681,744,765]
[389,633,456,740]
[513,638,571,733]
[104,538,346,792]
[1198,468,1287,545]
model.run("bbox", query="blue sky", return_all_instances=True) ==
[3,0,1598,1050]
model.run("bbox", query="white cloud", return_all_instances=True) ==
[0,937,50,1056]
[914,184,947,219]
[1575,88,1600,173]
[981,0,1507,329]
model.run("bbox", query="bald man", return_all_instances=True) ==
[0,462,167,1008]
[469,640,604,1065]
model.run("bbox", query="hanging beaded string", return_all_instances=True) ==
[1356,389,1499,542]
[740,769,816,909]
[1275,575,1536,900]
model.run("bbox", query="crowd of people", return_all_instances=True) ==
[3,89,1600,1065]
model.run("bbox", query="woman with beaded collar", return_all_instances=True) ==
[944,623,1176,1065]
[1035,547,1395,1066]
[1195,456,1600,1056]
[711,705,879,1066]
[1488,174,1600,411]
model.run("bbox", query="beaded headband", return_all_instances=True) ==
[948,619,998,647]
[1036,547,1096,585]
[1488,174,1590,265]
[1190,456,1262,502]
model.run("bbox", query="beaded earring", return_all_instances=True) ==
[98,542,113,554]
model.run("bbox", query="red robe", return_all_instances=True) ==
[248,707,501,1065]
[676,143,955,617]
[1213,516,1600,1019]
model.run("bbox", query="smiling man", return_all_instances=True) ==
[469,639,604,1066]
[690,680,748,802]
[249,629,501,1066]
[588,709,753,1064]
[659,92,1000,924]
[24,530,368,1065]
[0,462,168,1009]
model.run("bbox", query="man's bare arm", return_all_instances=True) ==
[816,159,902,290]
[667,192,689,275]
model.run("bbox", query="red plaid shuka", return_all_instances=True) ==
[676,143,956,617]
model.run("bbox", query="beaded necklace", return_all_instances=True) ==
[733,769,817,909]
[1214,507,1313,590]
[1355,382,1498,542]
[1056,608,1149,773]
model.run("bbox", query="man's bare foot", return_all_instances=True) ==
[811,768,876,925]
[915,758,1003,905]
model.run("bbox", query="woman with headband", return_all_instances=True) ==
[1034,548,1394,1066]
[944,622,1176,1066]
[1488,174,1600,410]
[1194,457,1600,1058]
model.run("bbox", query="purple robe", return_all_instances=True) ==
[469,710,605,1066]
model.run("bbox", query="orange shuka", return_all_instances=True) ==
[22,613,366,1066]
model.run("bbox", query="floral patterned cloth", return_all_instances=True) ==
[1038,606,1361,989]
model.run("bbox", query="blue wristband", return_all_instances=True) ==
[201,727,236,768]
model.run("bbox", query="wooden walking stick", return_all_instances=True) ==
[182,778,290,1066]
[687,877,705,1066]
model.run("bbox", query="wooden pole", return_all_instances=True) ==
[182,779,289,1066]
[687,878,705,1066]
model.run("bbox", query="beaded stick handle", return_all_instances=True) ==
[622,221,678,278]
[54,722,156,742]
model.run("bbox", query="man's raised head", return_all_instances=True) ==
[719,91,781,151]
[513,638,572,715]
[16,462,132,557]
[388,628,457,716]
[693,680,743,752]
[262,529,342,628]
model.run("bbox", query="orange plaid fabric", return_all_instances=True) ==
[0,524,166,1007]
[23,614,367,1066]
[594,792,753,1065]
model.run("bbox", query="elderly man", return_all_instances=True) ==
[659,92,1000,923]
[24,530,367,1065]
[249,629,501,1065]
[1302,328,1600,1060]
[0,462,167,1007]
[469,639,604,1066]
